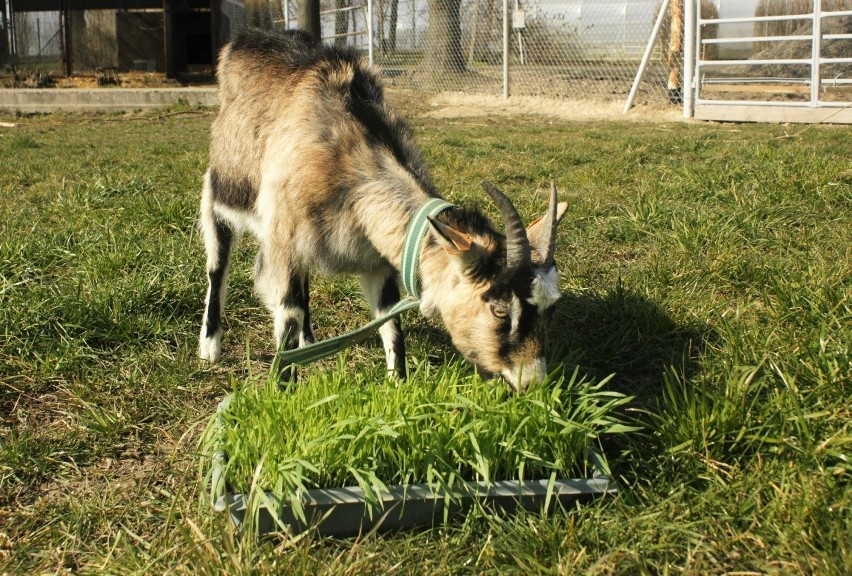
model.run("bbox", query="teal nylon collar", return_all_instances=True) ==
[274,198,454,368]
[400,198,455,298]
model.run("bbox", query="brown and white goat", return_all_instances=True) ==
[199,29,567,392]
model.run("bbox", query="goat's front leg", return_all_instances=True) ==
[360,269,407,379]
[270,270,314,382]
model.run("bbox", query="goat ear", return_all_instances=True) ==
[428,217,474,255]
[526,202,568,238]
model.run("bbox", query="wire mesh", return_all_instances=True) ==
[317,0,677,101]
[1,9,64,78]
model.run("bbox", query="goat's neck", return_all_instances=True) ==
[354,177,460,308]
[355,178,433,270]
[414,244,462,317]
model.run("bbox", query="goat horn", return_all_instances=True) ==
[535,182,559,268]
[481,180,531,270]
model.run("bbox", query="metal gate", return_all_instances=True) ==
[690,0,852,124]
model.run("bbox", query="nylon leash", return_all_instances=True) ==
[274,199,455,367]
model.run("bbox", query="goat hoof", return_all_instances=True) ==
[199,334,222,363]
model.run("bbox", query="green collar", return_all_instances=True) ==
[275,198,454,369]
[400,198,455,298]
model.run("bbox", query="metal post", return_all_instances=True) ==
[514,0,523,66]
[299,0,321,42]
[810,0,821,107]
[163,0,173,77]
[683,0,695,118]
[367,0,373,66]
[36,17,40,63]
[468,0,480,65]
[61,0,72,76]
[623,0,670,114]
[502,0,508,99]
[6,0,17,60]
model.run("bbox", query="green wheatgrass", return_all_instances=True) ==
[202,357,632,510]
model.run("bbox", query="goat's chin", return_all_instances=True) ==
[469,364,523,394]
[470,362,496,381]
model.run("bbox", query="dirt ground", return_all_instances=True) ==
[420,91,685,122]
[1,70,210,89]
[383,88,685,123]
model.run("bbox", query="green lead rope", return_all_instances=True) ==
[275,198,455,368]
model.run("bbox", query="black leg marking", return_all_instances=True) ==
[205,220,233,339]
[379,276,407,379]
[277,273,313,384]
[282,273,306,310]
[302,275,315,345]
[278,318,301,383]
[389,316,407,379]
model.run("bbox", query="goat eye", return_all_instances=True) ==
[490,303,509,319]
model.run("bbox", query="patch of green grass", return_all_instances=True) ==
[203,358,630,528]
[7,133,40,150]
[0,107,849,575]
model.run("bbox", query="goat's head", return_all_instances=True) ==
[423,181,568,393]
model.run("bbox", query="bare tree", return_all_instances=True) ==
[753,0,846,52]
[300,0,321,41]
[376,0,400,55]
[388,0,398,53]
[657,0,718,101]
[425,0,464,72]
[335,0,349,48]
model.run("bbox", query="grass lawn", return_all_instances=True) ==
[0,103,849,574]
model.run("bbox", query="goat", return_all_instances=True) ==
[198,29,567,392]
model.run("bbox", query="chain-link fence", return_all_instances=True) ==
[2,0,687,103]
[217,0,678,102]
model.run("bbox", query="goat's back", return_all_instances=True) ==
[217,29,374,109]
[210,29,432,213]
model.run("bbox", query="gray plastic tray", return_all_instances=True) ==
[213,475,615,536]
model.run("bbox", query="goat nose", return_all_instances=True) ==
[505,358,547,394]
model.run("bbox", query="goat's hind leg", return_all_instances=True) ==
[199,177,235,363]
[360,269,407,379]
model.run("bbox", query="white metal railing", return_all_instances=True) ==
[692,0,851,112]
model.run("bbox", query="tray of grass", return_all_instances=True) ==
[200,358,633,537]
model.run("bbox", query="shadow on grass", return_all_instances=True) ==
[247,282,710,407]
[550,281,710,408]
